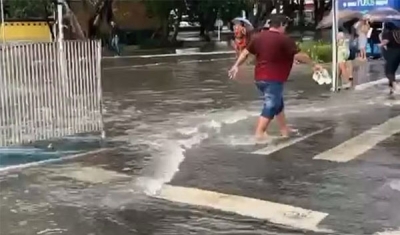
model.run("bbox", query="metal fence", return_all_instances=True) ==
[0,40,104,147]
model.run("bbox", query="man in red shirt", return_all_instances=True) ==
[229,14,322,140]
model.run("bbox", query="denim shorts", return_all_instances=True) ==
[255,81,284,119]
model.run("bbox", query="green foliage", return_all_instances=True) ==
[298,40,332,63]
[142,0,182,20]
[186,0,245,24]
[4,0,53,19]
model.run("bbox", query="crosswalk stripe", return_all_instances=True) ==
[252,127,332,155]
[314,115,400,162]
[375,229,400,235]
[52,166,131,184]
[155,185,332,233]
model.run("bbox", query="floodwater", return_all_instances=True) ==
[1,54,400,235]
[101,56,392,194]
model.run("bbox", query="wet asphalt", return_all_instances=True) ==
[0,54,400,235]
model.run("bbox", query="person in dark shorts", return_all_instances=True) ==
[380,24,400,94]
[228,14,322,140]
[342,20,358,76]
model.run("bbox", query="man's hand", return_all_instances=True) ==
[228,49,250,80]
[228,65,239,79]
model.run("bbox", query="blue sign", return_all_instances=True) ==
[339,0,399,12]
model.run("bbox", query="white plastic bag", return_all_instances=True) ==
[312,69,332,85]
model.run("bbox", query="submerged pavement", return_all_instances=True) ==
[1,55,400,235]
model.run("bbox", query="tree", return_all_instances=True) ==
[186,0,245,40]
[3,0,55,39]
[313,0,331,26]
[79,0,116,39]
[142,0,184,42]
[4,0,54,19]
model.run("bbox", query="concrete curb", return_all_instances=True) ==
[0,148,115,173]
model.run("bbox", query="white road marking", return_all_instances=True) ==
[314,115,400,162]
[103,57,234,70]
[0,148,114,173]
[155,185,332,233]
[103,50,235,59]
[55,166,130,184]
[354,75,400,91]
[252,127,332,155]
[375,229,400,235]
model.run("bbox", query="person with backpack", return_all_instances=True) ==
[380,22,400,94]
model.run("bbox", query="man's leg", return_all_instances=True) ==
[368,39,374,58]
[390,53,400,93]
[110,38,116,53]
[255,81,275,140]
[115,36,121,56]
[274,90,292,137]
[346,60,354,81]
[255,116,272,139]
[385,50,396,94]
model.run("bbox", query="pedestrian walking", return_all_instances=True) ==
[110,21,121,56]
[228,14,322,140]
[337,32,352,89]
[233,21,248,57]
[355,19,370,61]
[380,23,400,94]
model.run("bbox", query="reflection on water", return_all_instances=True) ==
[0,135,111,168]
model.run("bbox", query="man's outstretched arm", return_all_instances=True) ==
[234,49,250,67]
[229,49,250,79]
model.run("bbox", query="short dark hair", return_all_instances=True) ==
[269,14,289,28]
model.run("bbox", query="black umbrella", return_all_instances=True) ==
[317,10,363,29]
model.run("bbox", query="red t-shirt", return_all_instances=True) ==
[246,30,299,82]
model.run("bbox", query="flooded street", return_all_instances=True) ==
[1,54,400,235]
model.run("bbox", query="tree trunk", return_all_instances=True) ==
[313,0,326,26]
[282,0,291,17]
[313,0,319,27]
[84,0,106,39]
[299,0,305,32]
[161,19,170,42]
[325,0,332,11]
[274,0,280,13]
[43,1,55,40]
[318,0,326,21]
[171,8,183,42]
[199,13,206,36]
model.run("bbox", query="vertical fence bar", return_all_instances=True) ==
[33,43,40,140]
[53,42,61,139]
[82,40,89,133]
[25,43,34,142]
[76,41,84,133]
[14,44,23,143]
[97,40,105,139]
[0,42,6,146]
[9,44,17,143]
[89,40,96,132]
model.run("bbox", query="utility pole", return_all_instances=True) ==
[0,0,5,42]
[331,0,339,92]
